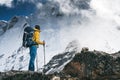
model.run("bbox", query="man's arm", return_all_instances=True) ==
[35,31,44,45]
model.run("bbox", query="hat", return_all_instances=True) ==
[35,25,40,30]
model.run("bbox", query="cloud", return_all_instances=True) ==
[36,2,43,9]
[90,0,120,21]
[35,0,120,54]
[0,0,44,8]
[0,0,13,7]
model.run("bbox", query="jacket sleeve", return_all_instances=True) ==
[34,31,44,45]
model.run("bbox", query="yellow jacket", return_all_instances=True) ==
[32,28,44,45]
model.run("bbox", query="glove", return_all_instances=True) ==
[43,40,45,46]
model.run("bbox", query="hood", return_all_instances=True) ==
[34,28,41,32]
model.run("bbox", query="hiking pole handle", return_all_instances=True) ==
[43,40,45,46]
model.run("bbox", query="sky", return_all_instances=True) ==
[0,0,47,21]
[0,0,120,53]
[1,0,120,71]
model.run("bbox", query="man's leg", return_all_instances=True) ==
[29,45,37,71]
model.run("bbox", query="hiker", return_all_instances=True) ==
[28,25,45,71]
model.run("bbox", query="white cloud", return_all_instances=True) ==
[90,0,120,20]
[0,0,13,7]
[36,2,43,9]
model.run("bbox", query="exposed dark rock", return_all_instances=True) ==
[0,54,4,59]
[0,21,8,35]
[19,56,24,62]
[0,16,21,35]
[70,0,91,10]
[0,70,50,80]
[63,51,120,79]
[8,16,19,29]
[1,48,120,80]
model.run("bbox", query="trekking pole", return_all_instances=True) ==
[43,40,46,80]
[36,53,38,71]
[43,41,46,66]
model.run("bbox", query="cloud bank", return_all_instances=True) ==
[58,0,120,53]
[0,0,45,8]
[0,0,13,7]
[35,0,120,54]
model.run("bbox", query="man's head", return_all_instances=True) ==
[35,25,40,30]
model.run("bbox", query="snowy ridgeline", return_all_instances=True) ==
[0,16,81,72]
[44,40,81,74]
[0,0,90,72]
[0,16,30,72]
[1,0,120,74]
[0,49,120,80]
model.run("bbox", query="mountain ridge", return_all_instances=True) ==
[0,48,120,80]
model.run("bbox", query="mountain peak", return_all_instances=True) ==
[44,40,81,74]
[65,40,81,53]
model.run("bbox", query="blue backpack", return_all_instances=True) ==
[22,27,37,47]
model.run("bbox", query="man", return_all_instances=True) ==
[29,25,45,71]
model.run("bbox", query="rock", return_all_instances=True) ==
[63,51,120,79]
[44,45,120,79]
[1,46,120,80]
[81,47,89,53]
[0,20,8,35]
[44,40,81,74]
[0,70,50,80]
[8,16,19,29]
[51,76,60,80]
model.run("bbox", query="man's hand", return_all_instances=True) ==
[43,40,45,46]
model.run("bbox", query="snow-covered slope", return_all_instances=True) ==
[0,16,29,72]
[44,40,81,74]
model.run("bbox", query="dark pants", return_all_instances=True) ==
[29,45,37,71]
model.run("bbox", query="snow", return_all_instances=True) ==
[0,0,120,72]
[46,58,73,74]
[0,17,29,72]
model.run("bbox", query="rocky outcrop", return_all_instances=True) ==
[0,16,23,36]
[0,20,8,35]
[63,50,120,79]
[1,49,120,80]
[8,16,19,29]
[0,70,49,80]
